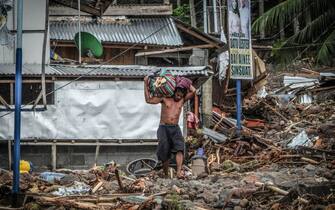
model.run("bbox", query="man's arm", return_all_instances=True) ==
[184,85,196,101]
[144,76,162,104]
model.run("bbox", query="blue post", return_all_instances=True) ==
[13,0,23,196]
[236,79,242,134]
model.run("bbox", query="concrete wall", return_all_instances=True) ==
[0,143,156,170]
[0,0,49,64]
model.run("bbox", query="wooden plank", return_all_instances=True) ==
[32,90,43,110]
[102,0,113,13]
[94,144,100,166]
[176,24,220,48]
[255,182,309,204]
[0,94,10,109]
[10,83,13,105]
[53,0,101,16]
[301,68,320,75]
[135,44,213,57]
[8,140,12,171]
[51,42,143,49]
[103,5,172,16]
[0,80,54,84]
[19,142,158,146]
[190,0,197,27]
[223,67,231,94]
[52,143,57,171]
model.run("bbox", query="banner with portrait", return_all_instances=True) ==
[228,0,253,80]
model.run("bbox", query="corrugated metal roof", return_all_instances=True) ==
[0,64,210,77]
[49,17,183,46]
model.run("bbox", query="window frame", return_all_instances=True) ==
[0,79,55,111]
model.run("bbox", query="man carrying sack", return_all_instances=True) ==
[144,74,196,179]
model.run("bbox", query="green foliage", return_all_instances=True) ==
[317,29,335,65]
[173,4,191,25]
[252,0,335,65]
[165,193,184,210]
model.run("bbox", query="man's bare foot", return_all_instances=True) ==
[176,171,185,179]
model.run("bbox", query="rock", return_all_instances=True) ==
[179,199,195,210]
[24,202,42,210]
[169,179,181,187]
[234,206,242,210]
[239,198,248,207]
[305,164,316,171]
[197,172,208,179]
[193,184,204,193]
[172,185,182,194]
[196,189,217,204]
[218,189,233,203]
[181,194,190,200]
[211,175,220,183]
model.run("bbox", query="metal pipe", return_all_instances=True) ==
[78,0,81,64]
[41,0,49,108]
[203,0,208,33]
[236,80,242,134]
[213,0,219,33]
[13,0,23,195]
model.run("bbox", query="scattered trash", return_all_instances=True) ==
[256,86,268,98]
[126,158,157,177]
[39,172,66,183]
[19,160,32,174]
[202,127,228,143]
[287,130,313,148]
[191,148,207,177]
[52,181,90,196]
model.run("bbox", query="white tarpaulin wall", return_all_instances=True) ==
[0,81,183,140]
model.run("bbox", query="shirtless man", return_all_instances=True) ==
[144,76,196,178]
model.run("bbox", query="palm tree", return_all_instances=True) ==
[252,0,335,65]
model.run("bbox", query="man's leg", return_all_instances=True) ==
[163,160,169,178]
[176,151,184,178]
[157,125,171,178]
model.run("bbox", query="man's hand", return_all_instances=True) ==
[184,85,196,101]
[144,76,162,104]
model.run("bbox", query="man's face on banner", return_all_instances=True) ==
[240,0,247,8]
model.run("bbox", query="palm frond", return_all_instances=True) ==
[285,8,335,45]
[317,29,335,65]
[252,0,311,34]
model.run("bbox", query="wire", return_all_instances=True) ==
[254,40,335,51]
[0,18,176,119]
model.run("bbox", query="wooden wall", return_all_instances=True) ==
[53,46,135,65]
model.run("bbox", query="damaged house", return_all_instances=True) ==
[0,0,223,170]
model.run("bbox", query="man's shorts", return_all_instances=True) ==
[156,125,185,162]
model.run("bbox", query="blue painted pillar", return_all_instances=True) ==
[13,0,23,195]
[236,79,242,134]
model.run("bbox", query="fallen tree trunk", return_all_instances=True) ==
[36,197,98,210]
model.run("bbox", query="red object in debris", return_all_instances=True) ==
[244,119,265,128]
[187,112,199,129]
[212,107,222,115]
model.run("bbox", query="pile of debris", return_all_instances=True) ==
[0,68,334,210]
